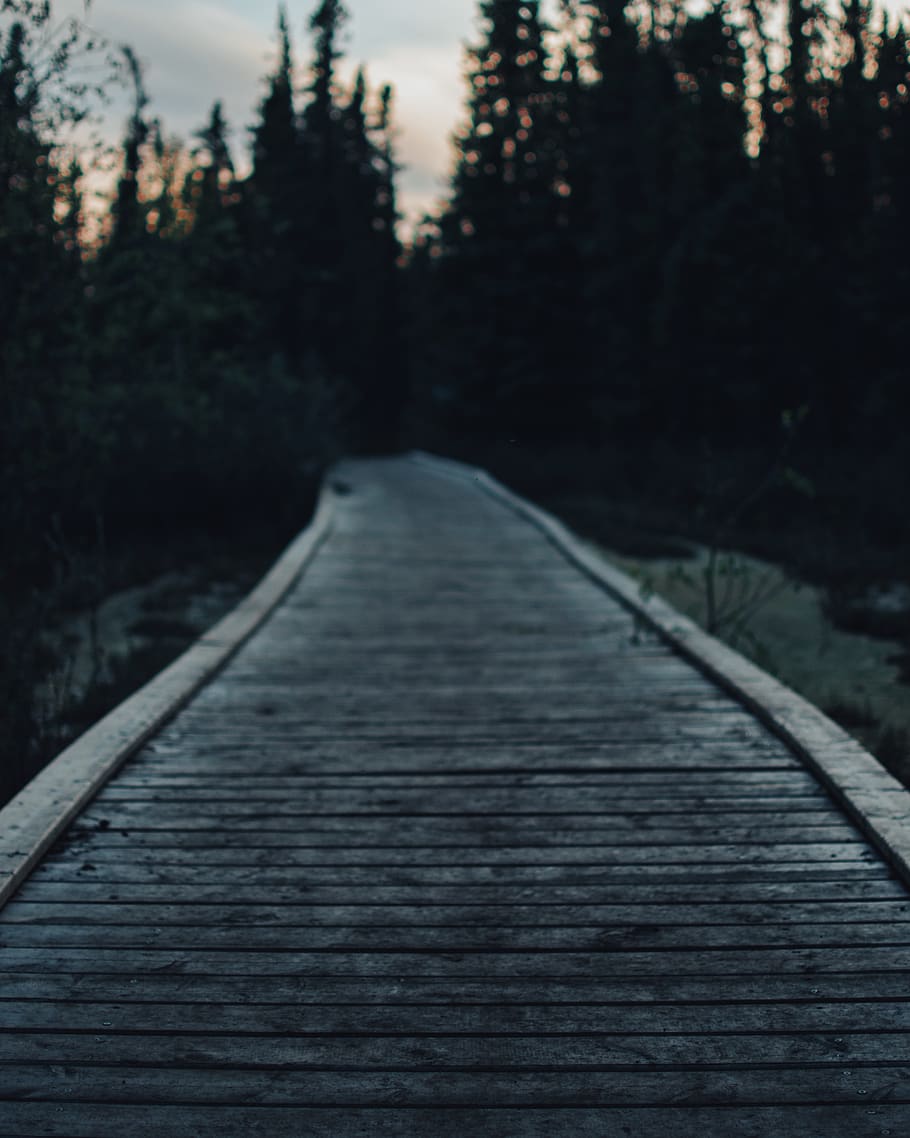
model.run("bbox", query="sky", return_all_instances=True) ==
[54,0,558,226]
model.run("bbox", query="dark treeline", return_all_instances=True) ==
[3,0,400,553]
[1,0,400,797]
[410,0,910,534]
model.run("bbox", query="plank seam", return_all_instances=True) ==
[408,451,910,887]
[0,481,337,911]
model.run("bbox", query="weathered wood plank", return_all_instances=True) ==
[94,788,830,812]
[6,899,909,928]
[4,1030,910,1068]
[31,859,885,887]
[130,735,801,763]
[63,822,863,847]
[110,766,821,784]
[4,972,909,1005]
[46,840,876,864]
[129,751,807,775]
[19,879,905,905]
[4,999,910,1035]
[103,785,821,808]
[0,1103,905,1138]
[72,803,849,831]
[4,921,910,951]
[3,1065,909,1106]
[3,944,910,977]
[4,453,910,1133]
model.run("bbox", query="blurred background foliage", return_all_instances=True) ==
[407,0,910,718]
[1,0,402,800]
[411,0,910,461]
[3,0,910,799]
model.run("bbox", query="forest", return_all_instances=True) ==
[2,0,910,802]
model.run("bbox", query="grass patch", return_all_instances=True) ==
[542,495,696,561]
[2,489,319,810]
[62,642,180,737]
[128,617,199,640]
[822,698,879,730]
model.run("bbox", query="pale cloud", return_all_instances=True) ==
[60,0,272,143]
[339,40,467,221]
[49,0,562,226]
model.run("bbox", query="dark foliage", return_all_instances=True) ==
[0,1,403,803]
[408,0,910,543]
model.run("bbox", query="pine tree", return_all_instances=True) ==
[766,0,836,232]
[375,83,400,239]
[147,124,184,239]
[1,18,58,461]
[241,1,406,447]
[1,21,56,347]
[110,47,150,245]
[282,0,349,401]
[551,39,587,231]
[253,5,297,196]
[318,64,406,449]
[194,100,234,227]
[449,0,553,243]
[249,7,302,362]
[826,0,876,229]
[1,12,96,557]
[875,21,910,217]
[670,7,748,219]
[866,22,910,435]
[437,0,584,438]
[359,81,407,449]
[581,0,679,430]
[56,156,84,257]
[305,0,348,168]
[648,6,755,436]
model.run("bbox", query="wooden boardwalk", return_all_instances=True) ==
[2,454,910,1135]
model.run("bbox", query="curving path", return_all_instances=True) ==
[1,454,910,1136]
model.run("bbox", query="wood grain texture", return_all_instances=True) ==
[419,450,910,886]
[2,453,910,1136]
[0,485,335,912]
[0,1104,906,1138]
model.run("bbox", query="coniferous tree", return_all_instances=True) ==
[355,80,407,449]
[253,5,297,199]
[245,1,407,447]
[670,7,748,219]
[867,21,910,434]
[449,0,552,241]
[306,0,347,153]
[876,22,910,216]
[431,0,588,438]
[648,6,761,435]
[294,0,349,388]
[580,0,677,429]
[1,15,92,535]
[830,0,876,225]
[250,7,301,363]
[185,101,251,376]
[1,19,58,532]
[110,47,150,246]
[194,101,234,222]
[57,155,84,256]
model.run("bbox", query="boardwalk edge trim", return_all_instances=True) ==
[411,450,910,886]
[0,483,337,910]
